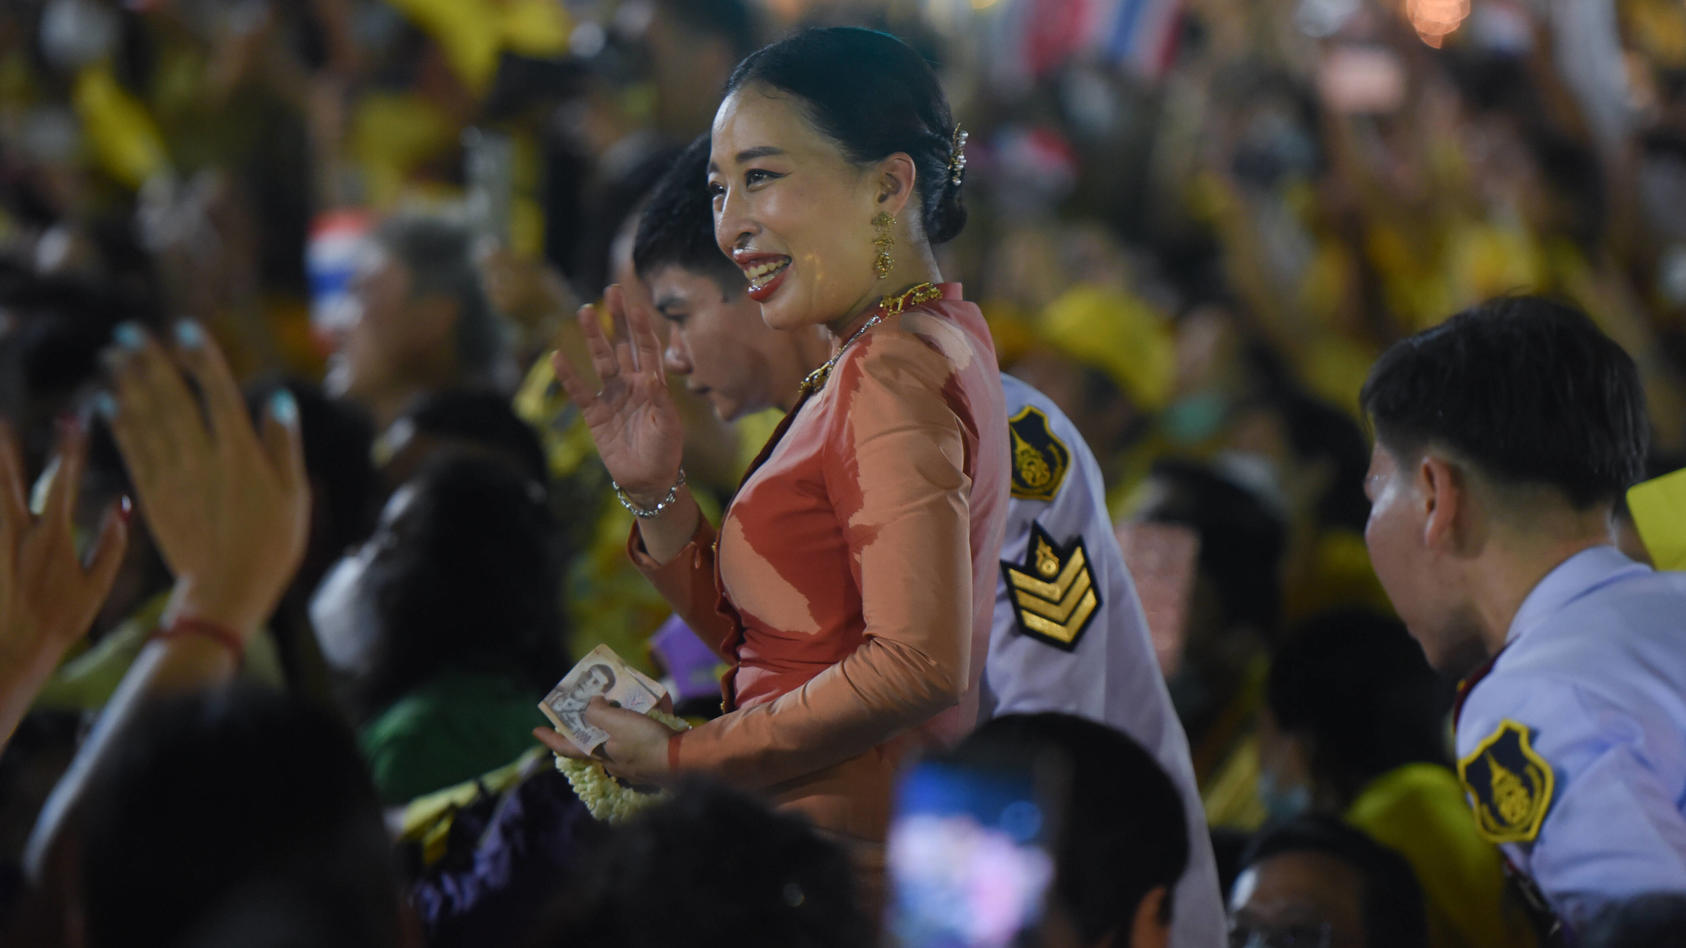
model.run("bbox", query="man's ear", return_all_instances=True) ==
[1127,885,1172,948]
[872,152,918,220]
[1419,453,1465,552]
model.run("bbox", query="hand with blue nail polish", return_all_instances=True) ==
[173,319,206,350]
[102,325,309,638]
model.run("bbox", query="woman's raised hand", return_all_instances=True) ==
[100,322,309,637]
[549,284,684,503]
[0,417,128,749]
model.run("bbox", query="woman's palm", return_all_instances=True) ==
[552,285,683,498]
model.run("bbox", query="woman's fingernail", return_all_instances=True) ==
[173,319,205,350]
[30,456,59,515]
[114,322,145,351]
[93,392,117,419]
[117,494,133,524]
[269,389,298,426]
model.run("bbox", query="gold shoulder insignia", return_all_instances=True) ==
[1457,719,1556,845]
[1000,521,1100,651]
[1008,406,1072,502]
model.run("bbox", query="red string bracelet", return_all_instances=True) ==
[151,616,246,666]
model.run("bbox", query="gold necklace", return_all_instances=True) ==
[798,282,945,396]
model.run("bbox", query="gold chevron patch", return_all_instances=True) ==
[1001,521,1100,651]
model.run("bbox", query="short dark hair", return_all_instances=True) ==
[1267,610,1452,802]
[77,687,402,948]
[725,27,966,244]
[652,0,760,60]
[1582,892,1686,947]
[1141,459,1288,639]
[1360,296,1648,510]
[357,453,566,718]
[1240,815,1428,948]
[534,780,870,948]
[955,713,1189,946]
[632,136,740,295]
[399,388,549,486]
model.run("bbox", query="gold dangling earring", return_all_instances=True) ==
[872,212,895,280]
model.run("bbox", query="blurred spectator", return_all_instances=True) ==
[309,452,566,804]
[1229,814,1429,948]
[530,779,872,948]
[326,209,514,429]
[243,378,378,705]
[18,687,405,948]
[1131,457,1287,830]
[1579,892,1686,947]
[1260,609,1535,948]
[374,386,548,491]
[954,713,1191,948]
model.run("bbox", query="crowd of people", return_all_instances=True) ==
[2,0,1686,945]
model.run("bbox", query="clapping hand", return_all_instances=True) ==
[0,417,128,749]
[100,322,308,638]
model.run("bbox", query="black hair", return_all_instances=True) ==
[724,27,966,244]
[531,780,870,948]
[77,687,402,948]
[955,713,1189,946]
[571,143,685,300]
[633,135,740,295]
[398,388,549,487]
[1581,893,1686,947]
[1360,296,1648,510]
[1277,392,1373,533]
[652,0,760,60]
[1240,815,1428,948]
[244,379,378,703]
[0,274,159,472]
[1141,458,1288,639]
[247,378,378,573]
[1267,610,1452,804]
[355,453,566,719]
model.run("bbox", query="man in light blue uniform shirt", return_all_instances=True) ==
[1360,296,1686,936]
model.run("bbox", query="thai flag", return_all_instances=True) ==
[990,0,1182,84]
[1091,0,1183,80]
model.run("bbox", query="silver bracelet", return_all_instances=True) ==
[613,468,687,519]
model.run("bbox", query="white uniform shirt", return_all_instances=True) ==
[1456,545,1686,930]
[983,374,1224,948]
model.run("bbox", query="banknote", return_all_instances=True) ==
[538,644,665,754]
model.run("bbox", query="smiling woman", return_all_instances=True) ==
[542,27,1009,903]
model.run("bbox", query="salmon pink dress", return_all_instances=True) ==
[629,284,1009,852]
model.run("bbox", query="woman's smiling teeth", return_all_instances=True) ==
[743,257,790,291]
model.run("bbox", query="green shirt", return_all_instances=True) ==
[359,671,542,805]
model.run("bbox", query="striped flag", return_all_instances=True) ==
[988,0,1183,84]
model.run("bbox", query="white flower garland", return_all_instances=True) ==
[554,707,690,823]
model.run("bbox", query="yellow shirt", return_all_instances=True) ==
[1346,763,1538,948]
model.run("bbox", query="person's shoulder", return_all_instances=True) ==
[1508,568,1686,685]
[1000,373,1098,509]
